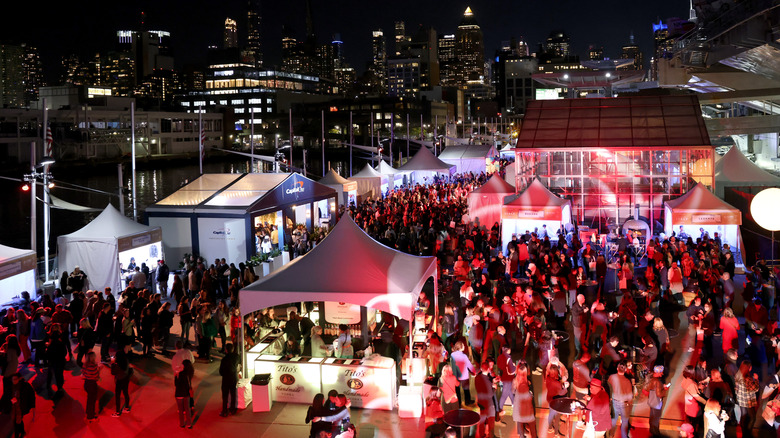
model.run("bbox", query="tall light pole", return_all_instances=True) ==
[751,188,780,269]
[24,151,55,280]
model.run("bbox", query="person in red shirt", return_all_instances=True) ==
[586,378,611,438]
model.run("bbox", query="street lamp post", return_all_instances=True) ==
[24,153,55,281]
[751,188,780,269]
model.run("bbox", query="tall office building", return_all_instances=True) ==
[224,18,238,49]
[454,7,484,86]
[543,31,571,58]
[394,21,410,56]
[246,0,262,66]
[651,18,694,80]
[0,44,25,108]
[621,32,644,70]
[117,29,174,80]
[438,33,457,86]
[588,45,604,61]
[281,26,303,73]
[331,33,345,70]
[371,30,387,90]
[22,44,43,105]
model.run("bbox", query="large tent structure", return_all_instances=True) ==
[240,214,437,322]
[349,164,387,201]
[58,205,163,293]
[146,173,337,264]
[664,183,743,252]
[397,146,455,184]
[319,169,358,208]
[714,146,780,198]
[0,244,36,305]
[375,160,404,191]
[501,179,572,251]
[438,144,498,175]
[467,174,515,228]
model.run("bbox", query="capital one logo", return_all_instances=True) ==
[213,227,231,235]
[285,181,305,195]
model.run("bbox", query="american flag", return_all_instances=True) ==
[200,126,206,161]
[45,124,53,158]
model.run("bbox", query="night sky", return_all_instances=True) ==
[5,0,689,82]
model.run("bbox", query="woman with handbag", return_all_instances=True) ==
[175,359,195,428]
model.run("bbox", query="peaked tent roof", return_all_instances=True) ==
[715,146,780,186]
[439,144,497,160]
[471,174,516,195]
[63,204,158,240]
[351,163,385,179]
[504,179,568,207]
[397,145,456,172]
[240,215,437,321]
[0,243,36,282]
[319,168,351,185]
[665,183,740,213]
[376,160,401,175]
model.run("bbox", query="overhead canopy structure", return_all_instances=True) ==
[146,173,337,264]
[0,244,36,305]
[349,164,387,201]
[320,169,358,208]
[714,146,780,198]
[397,146,455,184]
[438,144,498,175]
[467,174,515,228]
[58,204,162,293]
[501,179,572,251]
[240,215,437,323]
[664,183,743,251]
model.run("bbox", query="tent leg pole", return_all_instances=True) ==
[240,307,246,380]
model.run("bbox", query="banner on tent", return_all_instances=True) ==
[672,212,741,225]
[343,181,358,192]
[0,253,36,281]
[324,301,362,324]
[118,228,163,252]
[502,207,561,221]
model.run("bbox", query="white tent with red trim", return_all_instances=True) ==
[501,179,571,250]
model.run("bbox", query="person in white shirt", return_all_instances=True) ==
[172,340,194,376]
[703,399,728,438]
[450,340,475,406]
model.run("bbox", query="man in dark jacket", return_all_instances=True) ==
[3,373,36,438]
[219,343,241,416]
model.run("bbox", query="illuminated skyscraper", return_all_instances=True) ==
[224,18,238,49]
[454,6,484,86]
[543,31,570,58]
[246,0,262,66]
[371,29,387,90]
[438,33,457,86]
[621,32,644,70]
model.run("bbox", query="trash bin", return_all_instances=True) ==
[251,373,272,412]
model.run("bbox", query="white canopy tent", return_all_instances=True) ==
[349,164,387,201]
[375,160,405,191]
[438,144,498,175]
[58,205,163,293]
[501,179,572,251]
[714,146,780,198]
[664,183,743,252]
[0,244,36,305]
[397,146,455,184]
[320,169,358,208]
[467,174,515,228]
[240,214,437,322]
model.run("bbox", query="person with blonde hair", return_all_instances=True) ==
[438,364,460,413]
[512,362,537,437]
[719,307,740,356]
[703,398,728,437]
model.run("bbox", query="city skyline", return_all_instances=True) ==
[3,0,688,82]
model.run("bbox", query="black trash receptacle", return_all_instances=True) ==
[251,374,272,412]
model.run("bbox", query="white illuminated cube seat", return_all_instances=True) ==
[398,385,423,418]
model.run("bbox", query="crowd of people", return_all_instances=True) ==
[2,166,780,438]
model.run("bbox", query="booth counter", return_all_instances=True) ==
[251,339,397,410]
[321,355,396,411]
[255,355,325,404]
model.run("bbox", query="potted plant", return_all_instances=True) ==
[246,253,270,278]
[269,248,284,272]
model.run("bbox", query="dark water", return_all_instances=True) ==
[0,155,344,256]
